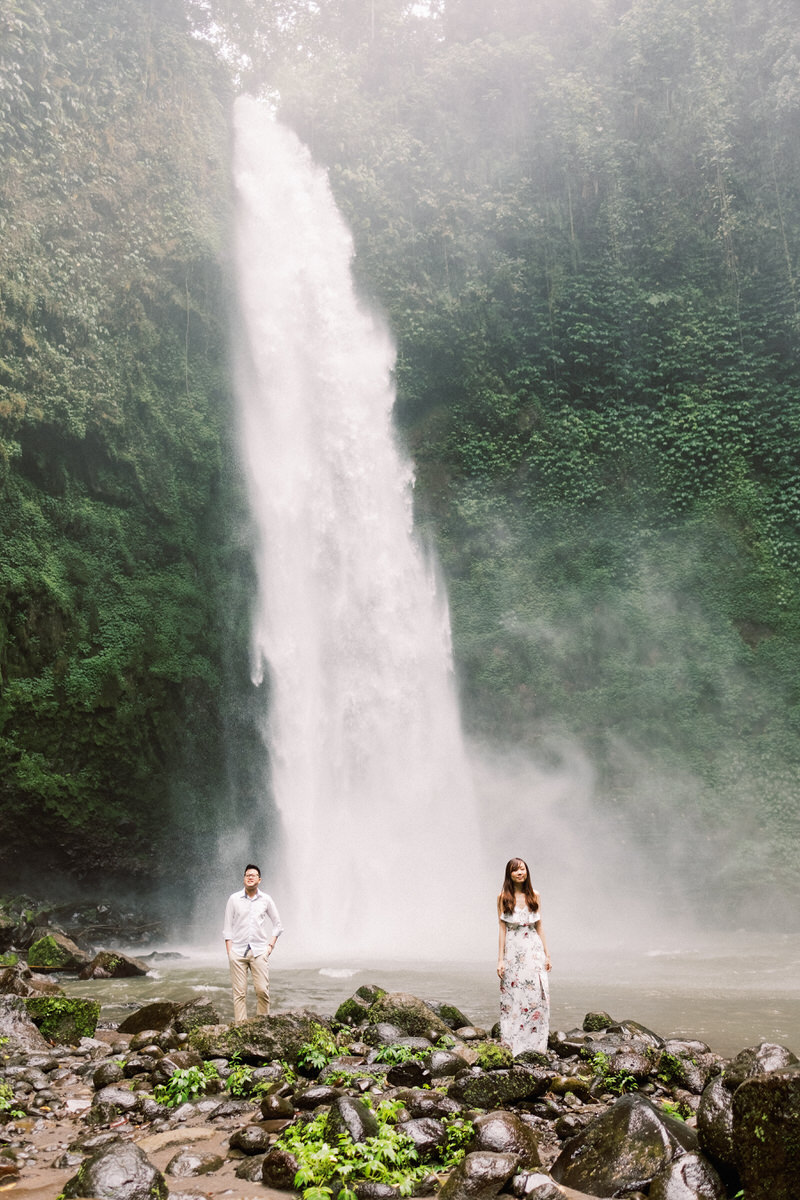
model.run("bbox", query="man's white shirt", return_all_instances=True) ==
[223,888,283,957]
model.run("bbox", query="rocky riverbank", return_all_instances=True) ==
[1,969,799,1200]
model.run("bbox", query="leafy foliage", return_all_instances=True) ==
[153,1062,219,1107]
[276,1098,474,1199]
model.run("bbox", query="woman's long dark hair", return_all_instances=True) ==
[500,857,540,915]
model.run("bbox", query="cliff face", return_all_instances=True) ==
[0,0,258,883]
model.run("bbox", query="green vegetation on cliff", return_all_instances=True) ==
[0,0,261,881]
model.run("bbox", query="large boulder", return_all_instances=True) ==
[732,1062,800,1200]
[366,992,452,1039]
[61,1140,168,1199]
[449,1066,553,1108]
[550,1093,698,1196]
[0,960,64,997]
[23,996,100,1043]
[189,1009,332,1063]
[26,931,91,970]
[78,950,150,979]
[437,1150,519,1200]
[723,1041,798,1090]
[0,995,49,1053]
[118,1001,181,1035]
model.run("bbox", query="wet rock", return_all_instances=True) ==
[364,1021,407,1046]
[697,1075,735,1169]
[398,1087,464,1119]
[93,1060,125,1089]
[61,1139,168,1199]
[457,1026,488,1040]
[606,1020,665,1051]
[172,997,222,1033]
[23,996,100,1043]
[723,1041,799,1089]
[0,996,49,1053]
[449,1066,553,1108]
[396,1116,447,1159]
[659,1041,721,1095]
[79,950,150,979]
[189,1008,331,1062]
[210,1096,257,1119]
[367,992,452,1039]
[437,1149,519,1200]
[26,932,91,970]
[355,1184,402,1199]
[260,1092,295,1118]
[0,960,64,997]
[262,1145,300,1188]
[230,1123,273,1153]
[648,1150,726,1199]
[732,1062,800,1200]
[471,1110,541,1169]
[326,1095,380,1143]
[118,1002,180,1035]
[604,1047,653,1084]
[236,1152,268,1180]
[386,1059,432,1087]
[294,1084,345,1109]
[165,1147,224,1176]
[427,1001,473,1030]
[583,1012,614,1032]
[93,1084,141,1113]
[429,1049,470,1078]
[550,1093,698,1195]
[334,983,386,1025]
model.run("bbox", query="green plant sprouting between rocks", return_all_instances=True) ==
[276,1098,474,1200]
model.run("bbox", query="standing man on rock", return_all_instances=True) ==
[223,864,283,1023]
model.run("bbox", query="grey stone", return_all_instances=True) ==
[164,1148,224,1177]
[62,1140,168,1199]
[396,1116,447,1159]
[471,1110,541,1170]
[648,1150,726,1199]
[437,1150,519,1200]
[697,1075,734,1168]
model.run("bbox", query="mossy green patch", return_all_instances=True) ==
[23,996,100,1043]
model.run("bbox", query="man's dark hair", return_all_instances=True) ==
[244,863,261,876]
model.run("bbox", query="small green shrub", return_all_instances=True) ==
[276,1098,474,1199]
[153,1062,219,1107]
[297,1024,339,1071]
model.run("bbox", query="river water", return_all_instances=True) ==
[61,931,800,1060]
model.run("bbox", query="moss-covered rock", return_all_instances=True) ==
[334,983,386,1026]
[189,1009,332,1064]
[23,996,100,1043]
[366,992,451,1040]
[26,933,90,970]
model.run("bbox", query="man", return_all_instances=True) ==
[223,863,283,1023]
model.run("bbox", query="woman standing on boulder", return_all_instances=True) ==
[497,857,551,1054]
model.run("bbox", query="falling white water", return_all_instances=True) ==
[232,96,486,959]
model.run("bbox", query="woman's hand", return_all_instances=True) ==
[545,956,551,971]
[497,961,505,979]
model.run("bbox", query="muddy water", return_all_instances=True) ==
[60,931,800,1058]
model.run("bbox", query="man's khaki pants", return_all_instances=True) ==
[229,949,270,1023]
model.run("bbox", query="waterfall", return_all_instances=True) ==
[232,96,486,959]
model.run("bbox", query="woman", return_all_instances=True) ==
[497,857,551,1054]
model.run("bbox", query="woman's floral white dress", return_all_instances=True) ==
[499,904,549,1054]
